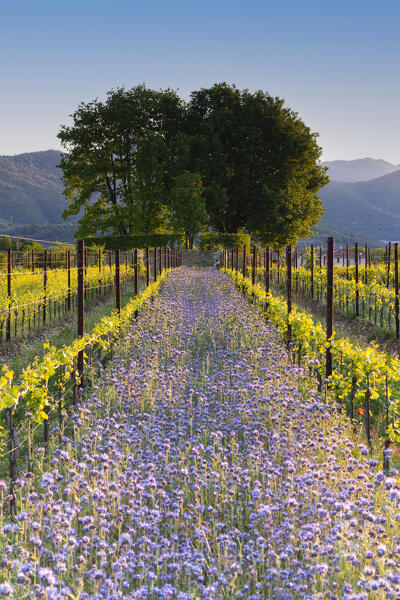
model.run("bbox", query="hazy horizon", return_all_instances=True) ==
[2,150,399,167]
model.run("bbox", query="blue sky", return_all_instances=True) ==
[1,0,399,162]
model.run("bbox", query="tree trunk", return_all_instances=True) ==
[189,235,194,249]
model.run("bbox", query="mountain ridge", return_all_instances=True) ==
[322,157,400,182]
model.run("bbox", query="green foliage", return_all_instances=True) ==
[198,232,251,251]
[303,247,317,269]
[185,83,328,245]
[58,85,185,238]
[0,236,12,250]
[59,83,327,247]
[85,233,184,250]
[169,171,207,248]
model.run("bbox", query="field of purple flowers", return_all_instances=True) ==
[1,268,400,599]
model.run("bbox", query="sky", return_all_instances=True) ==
[1,0,400,163]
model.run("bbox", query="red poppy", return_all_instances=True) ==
[357,408,364,415]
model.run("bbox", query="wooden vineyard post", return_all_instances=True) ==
[319,246,322,270]
[43,249,48,325]
[67,250,71,311]
[109,251,112,271]
[145,247,150,286]
[387,242,392,289]
[310,244,314,299]
[251,245,256,286]
[8,409,16,514]
[153,247,157,282]
[159,246,162,275]
[265,246,271,294]
[235,246,239,272]
[31,249,34,272]
[326,237,334,381]
[115,249,121,314]
[384,376,391,473]
[346,245,349,280]
[265,247,270,295]
[77,240,85,381]
[242,245,246,277]
[6,248,12,342]
[364,380,372,448]
[355,242,359,317]
[98,250,101,272]
[277,248,280,283]
[395,243,399,339]
[286,246,292,349]
[364,244,368,285]
[134,249,138,296]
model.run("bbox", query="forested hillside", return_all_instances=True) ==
[2,150,400,246]
[318,169,400,242]
[0,150,65,224]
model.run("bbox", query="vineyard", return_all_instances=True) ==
[222,243,400,461]
[0,247,158,345]
[0,245,400,598]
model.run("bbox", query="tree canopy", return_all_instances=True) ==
[58,83,328,246]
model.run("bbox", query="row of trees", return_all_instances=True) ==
[58,83,328,248]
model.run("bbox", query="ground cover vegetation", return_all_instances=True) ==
[0,269,167,466]
[1,269,400,598]
[58,83,328,248]
[224,266,400,449]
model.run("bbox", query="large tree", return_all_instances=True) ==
[185,83,328,245]
[58,85,184,237]
[58,83,328,246]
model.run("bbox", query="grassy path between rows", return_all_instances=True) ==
[1,268,400,599]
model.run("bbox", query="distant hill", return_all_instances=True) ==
[2,150,400,248]
[0,150,66,224]
[317,169,400,243]
[322,158,400,182]
[299,220,382,249]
